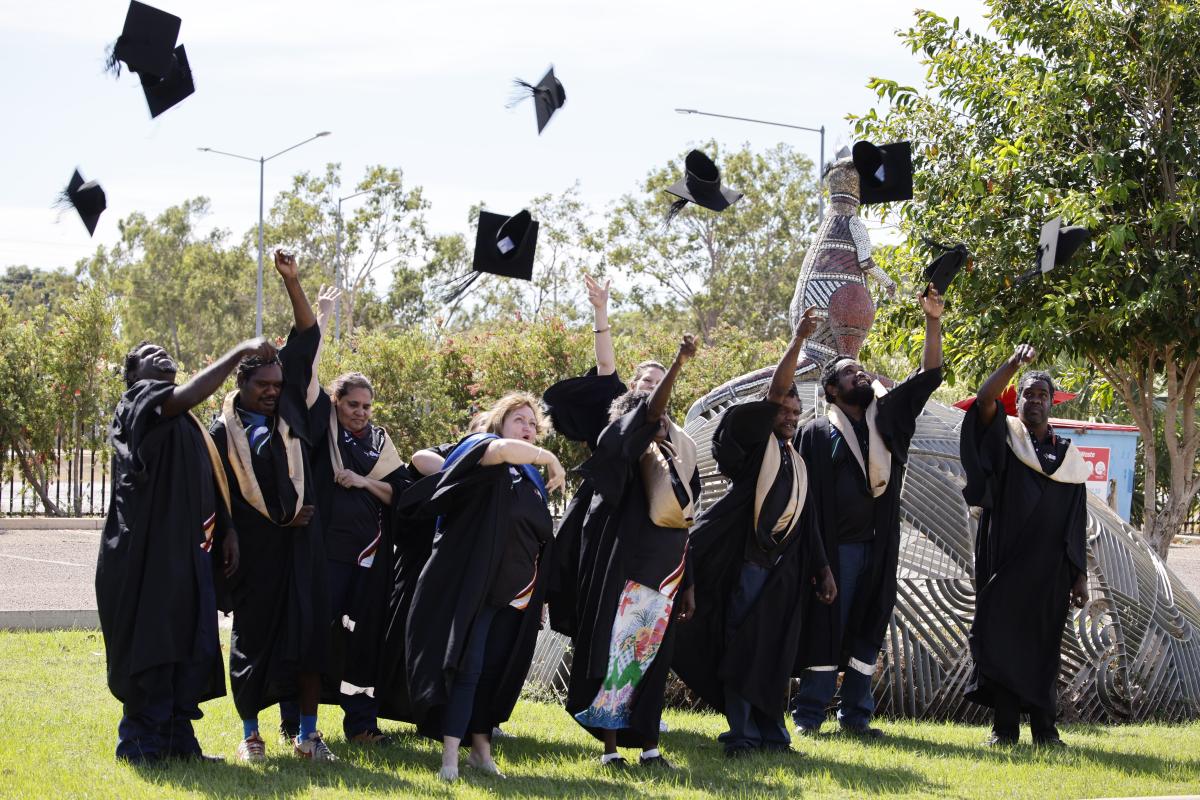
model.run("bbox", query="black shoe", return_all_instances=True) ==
[724,745,755,759]
[600,756,629,769]
[794,724,821,738]
[639,754,677,770]
[984,733,1018,747]
[1033,736,1067,749]
[760,743,796,755]
[841,724,885,740]
[279,720,299,744]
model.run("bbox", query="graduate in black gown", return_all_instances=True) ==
[97,335,275,762]
[567,334,700,770]
[544,273,665,637]
[208,250,336,762]
[961,344,1089,747]
[399,393,566,782]
[792,286,945,738]
[673,309,838,757]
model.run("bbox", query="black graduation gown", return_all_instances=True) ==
[542,368,626,637]
[795,366,942,670]
[961,401,1087,713]
[377,441,455,722]
[397,437,554,738]
[208,324,332,719]
[96,379,228,709]
[672,400,827,717]
[565,402,700,746]
[311,415,409,702]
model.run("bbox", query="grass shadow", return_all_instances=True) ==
[132,755,421,799]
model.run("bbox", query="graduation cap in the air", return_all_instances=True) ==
[444,209,540,302]
[852,140,913,205]
[106,1,181,80]
[509,67,566,134]
[58,169,107,237]
[922,240,969,296]
[141,45,195,118]
[664,150,743,224]
[1017,217,1091,283]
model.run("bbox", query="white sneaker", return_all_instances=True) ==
[236,731,266,762]
[293,730,338,762]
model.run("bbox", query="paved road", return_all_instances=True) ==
[3,526,1200,614]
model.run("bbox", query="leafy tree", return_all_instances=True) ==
[604,142,819,340]
[854,2,1200,557]
[0,266,78,319]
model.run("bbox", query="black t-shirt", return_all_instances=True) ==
[832,415,875,544]
[745,437,798,567]
[326,424,385,566]
[487,468,553,608]
[1028,425,1070,475]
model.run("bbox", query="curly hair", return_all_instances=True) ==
[236,352,283,385]
[1018,370,1056,398]
[483,391,549,438]
[328,371,373,401]
[608,389,650,423]
[122,340,154,388]
[820,355,857,402]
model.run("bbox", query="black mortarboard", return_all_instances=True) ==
[59,170,106,237]
[107,1,181,80]
[852,140,913,205]
[923,241,969,295]
[1016,217,1091,284]
[664,150,743,223]
[141,45,194,118]
[510,67,566,134]
[445,209,540,302]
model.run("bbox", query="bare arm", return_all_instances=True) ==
[646,334,698,423]
[976,344,1035,428]
[479,438,566,493]
[160,338,275,418]
[410,449,446,476]
[585,274,616,376]
[767,307,820,403]
[919,283,944,373]
[307,284,341,407]
[273,249,317,332]
[335,469,393,504]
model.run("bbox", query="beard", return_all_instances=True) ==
[843,383,875,409]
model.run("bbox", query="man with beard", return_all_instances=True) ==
[791,286,945,739]
[672,308,837,757]
[209,250,337,762]
[97,334,275,762]
[960,344,1089,747]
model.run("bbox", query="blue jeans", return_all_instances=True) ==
[442,604,523,741]
[116,660,208,762]
[281,561,379,738]
[791,542,878,730]
[719,562,791,751]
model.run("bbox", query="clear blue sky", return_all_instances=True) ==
[0,0,989,274]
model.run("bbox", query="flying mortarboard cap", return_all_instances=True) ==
[852,140,913,205]
[141,45,195,117]
[444,209,540,303]
[922,241,969,295]
[107,1,181,80]
[59,169,106,237]
[510,66,566,134]
[664,150,743,224]
[1037,216,1091,273]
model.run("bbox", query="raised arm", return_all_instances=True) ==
[273,249,317,332]
[919,283,944,373]
[307,284,341,406]
[161,338,276,418]
[646,334,698,423]
[585,274,616,376]
[975,344,1035,428]
[767,307,820,403]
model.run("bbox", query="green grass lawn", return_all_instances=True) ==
[2,631,1198,799]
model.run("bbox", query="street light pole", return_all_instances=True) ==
[333,181,404,341]
[674,108,826,221]
[198,131,332,336]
